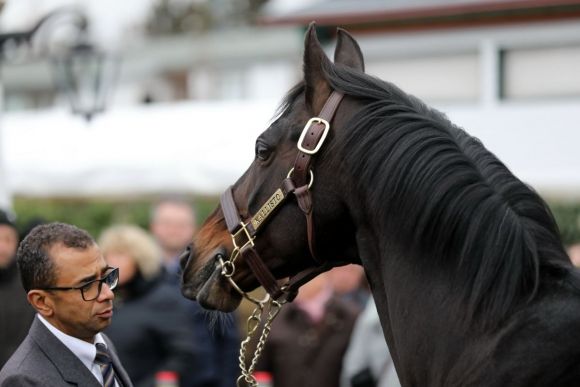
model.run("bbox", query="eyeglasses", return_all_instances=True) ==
[38,267,119,301]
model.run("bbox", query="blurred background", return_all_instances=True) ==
[0,0,579,242]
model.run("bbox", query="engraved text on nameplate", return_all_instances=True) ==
[251,189,284,230]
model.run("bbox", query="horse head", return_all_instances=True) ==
[180,24,364,312]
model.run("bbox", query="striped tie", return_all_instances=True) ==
[95,343,116,387]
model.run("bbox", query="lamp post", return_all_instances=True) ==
[0,7,117,120]
[0,7,116,212]
[52,41,118,121]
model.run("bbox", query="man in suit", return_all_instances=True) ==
[0,222,133,387]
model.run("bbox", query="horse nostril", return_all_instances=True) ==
[179,244,193,271]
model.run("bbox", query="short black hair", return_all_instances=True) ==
[17,222,96,292]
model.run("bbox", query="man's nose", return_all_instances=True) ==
[98,282,115,301]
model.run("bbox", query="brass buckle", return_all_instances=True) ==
[232,221,255,250]
[297,117,330,155]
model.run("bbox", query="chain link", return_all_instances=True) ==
[217,253,285,387]
[236,299,283,387]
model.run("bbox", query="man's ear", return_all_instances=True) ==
[334,28,365,72]
[28,290,54,317]
[303,22,333,114]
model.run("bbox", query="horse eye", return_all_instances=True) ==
[255,141,271,161]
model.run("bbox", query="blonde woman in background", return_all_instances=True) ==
[99,224,196,387]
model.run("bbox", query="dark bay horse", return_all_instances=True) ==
[181,24,580,386]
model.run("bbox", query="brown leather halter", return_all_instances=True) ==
[219,90,344,303]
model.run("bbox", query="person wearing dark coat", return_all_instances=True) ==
[100,224,196,387]
[256,272,360,387]
[0,222,133,386]
[0,210,35,367]
[163,267,240,387]
[150,198,240,387]
[1,316,133,387]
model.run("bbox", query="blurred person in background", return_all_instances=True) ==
[150,197,197,276]
[328,264,370,311]
[0,210,35,367]
[100,224,196,387]
[567,242,580,267]
[150,197,239,387]
[256,272,360,387]
[341,297,401,387]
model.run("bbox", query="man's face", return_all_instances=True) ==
[150,203,196,258]
[45,243,115,342]
[0,225,18,269]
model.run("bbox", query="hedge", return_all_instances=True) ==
[11,196,580,246]
[12,195,219,240]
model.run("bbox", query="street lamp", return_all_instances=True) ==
[0,7,117,212]
[0,7,117,121]
[53,41,118,121]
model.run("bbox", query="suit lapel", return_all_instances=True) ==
[30,317,102,387]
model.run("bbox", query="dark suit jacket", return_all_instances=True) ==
[0,316,133,387]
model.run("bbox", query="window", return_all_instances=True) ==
[365,53,480,103]
[501,45,580,99]
[189,61,296,100]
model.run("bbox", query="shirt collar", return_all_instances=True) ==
[37,314,107,370]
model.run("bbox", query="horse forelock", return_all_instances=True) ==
[322,63,572,328]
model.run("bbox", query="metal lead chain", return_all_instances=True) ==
[216,254,284,386]
[236,299,283,387]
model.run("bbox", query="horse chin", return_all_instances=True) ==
[196,267,242,312]
[181,254,242,312]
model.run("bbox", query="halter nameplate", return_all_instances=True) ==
[251,188,284,230]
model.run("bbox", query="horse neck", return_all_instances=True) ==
[353,215,483,385]
[355,223,459,322]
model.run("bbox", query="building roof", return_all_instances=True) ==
[260,0,580,32]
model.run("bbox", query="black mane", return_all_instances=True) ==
[320,63,574,327]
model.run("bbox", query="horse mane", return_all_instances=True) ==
[315,62,575,327]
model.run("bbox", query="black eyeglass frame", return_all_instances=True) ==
[37,267,119,301]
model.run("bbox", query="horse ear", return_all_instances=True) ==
[303,22,332,114]
[334,28,365,72]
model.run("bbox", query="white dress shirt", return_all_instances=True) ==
[38,314,120,387]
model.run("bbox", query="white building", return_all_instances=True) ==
[260,0,580,199]
[1,0,580,205]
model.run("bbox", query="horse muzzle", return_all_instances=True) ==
[180,246,243,311]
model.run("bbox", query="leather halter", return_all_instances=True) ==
[219,90,344,302]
